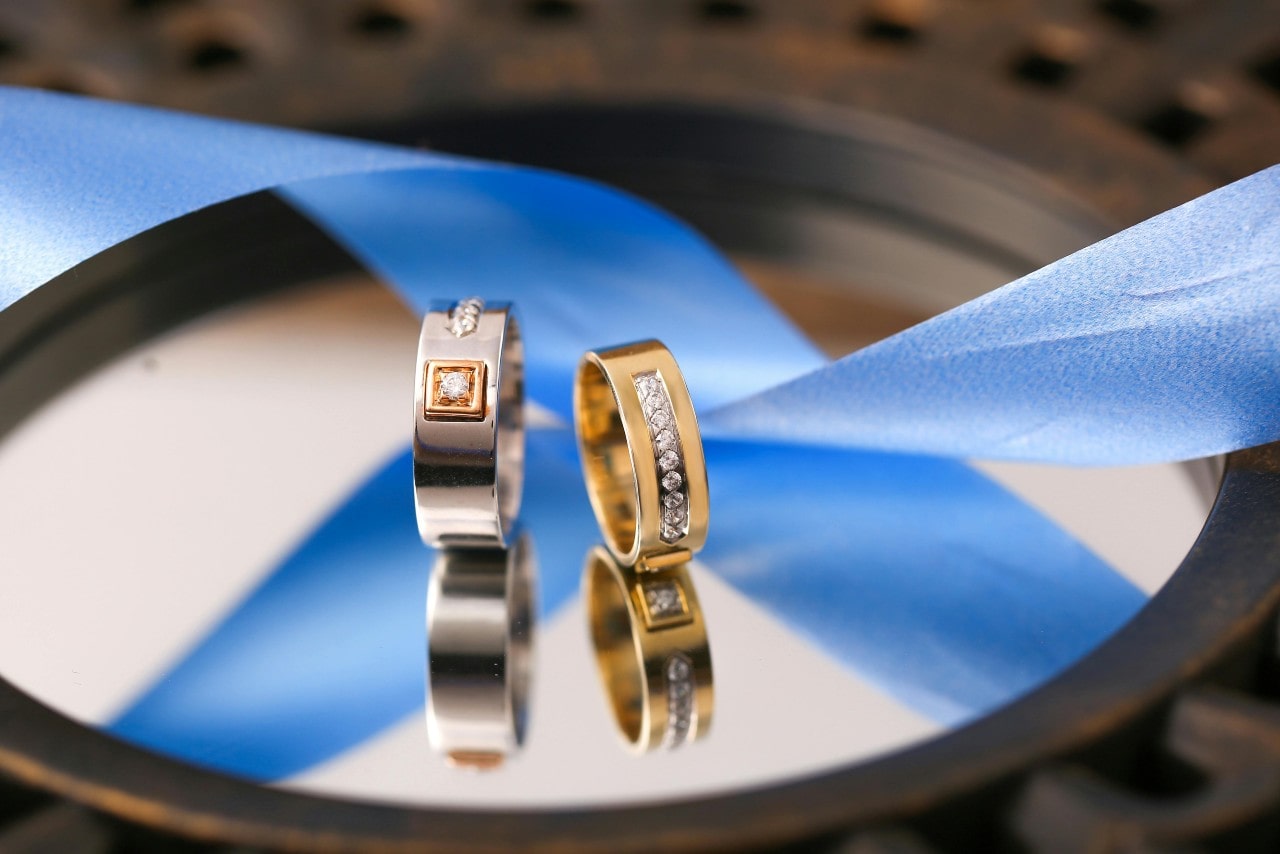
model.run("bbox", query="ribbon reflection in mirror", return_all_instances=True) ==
[584,546,714,754]
[425,532,536,769]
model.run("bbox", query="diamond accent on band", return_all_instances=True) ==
[438,371,471,401]
[662,654,695,749]
[643,579,688,620]
[446,297,485,338]
[633,370,690,545]
[424,360,486,419]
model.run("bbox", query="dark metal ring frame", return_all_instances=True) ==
[0,109,1277,854]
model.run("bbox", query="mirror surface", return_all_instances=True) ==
[0,261,1207,808]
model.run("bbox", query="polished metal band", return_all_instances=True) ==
[426,532,536,769]
[414,298,524,548]
[574,340,709,569]
[584,545,713,753]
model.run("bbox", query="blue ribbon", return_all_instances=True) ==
[3,88,1278,463]
[706,168,1280,464]
[280,172,823,417]
[0,88,434,308]
[0,88,822,413]
[3,87,1266,780]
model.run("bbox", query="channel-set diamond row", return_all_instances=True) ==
[661,654,695,749]
[632,371,688,544]
[447,297,485,338]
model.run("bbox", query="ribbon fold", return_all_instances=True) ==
[707,168,1280,465]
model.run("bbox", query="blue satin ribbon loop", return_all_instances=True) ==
[5,88,1278,465]
[706,166,1280,465]
[280,171,823,418]
[0,87,437,308]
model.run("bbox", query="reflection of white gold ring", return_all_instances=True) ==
[584,545,712,753]
[575,341,709,570]
[414,298,524,548]
[426,533,536,769]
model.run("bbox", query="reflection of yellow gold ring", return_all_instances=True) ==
[584,546,713,752]
[575,341,708,569]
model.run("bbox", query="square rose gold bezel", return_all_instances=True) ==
[423,359,487,420]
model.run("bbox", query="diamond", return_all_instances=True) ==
[648,408,671,430]
[438,371,471,401]
[661,471,683,491]
[663,491,684,509]
[446,298,485,338]
[661,525,681,542]
[635,375,660,396]
[654,429,676,451]
[663,505,687,526]
[644,580,686,619]
[644,392,667,413]
[424,360,485,419]
[662,653,696,749]
[658,450,680,471]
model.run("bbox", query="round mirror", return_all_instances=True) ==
[0,105,1212,813]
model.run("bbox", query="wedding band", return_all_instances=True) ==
[414,298,524,548]
[426,532,536,769]
[574,341,708,569]
[584,546,712,753]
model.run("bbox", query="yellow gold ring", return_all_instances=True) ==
[584,546,713,752]
[574,340,709,569]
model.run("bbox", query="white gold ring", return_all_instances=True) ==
[414,298,524,548]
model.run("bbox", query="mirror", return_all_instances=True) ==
[0,105,1212,811]
[0,264,1208,808]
